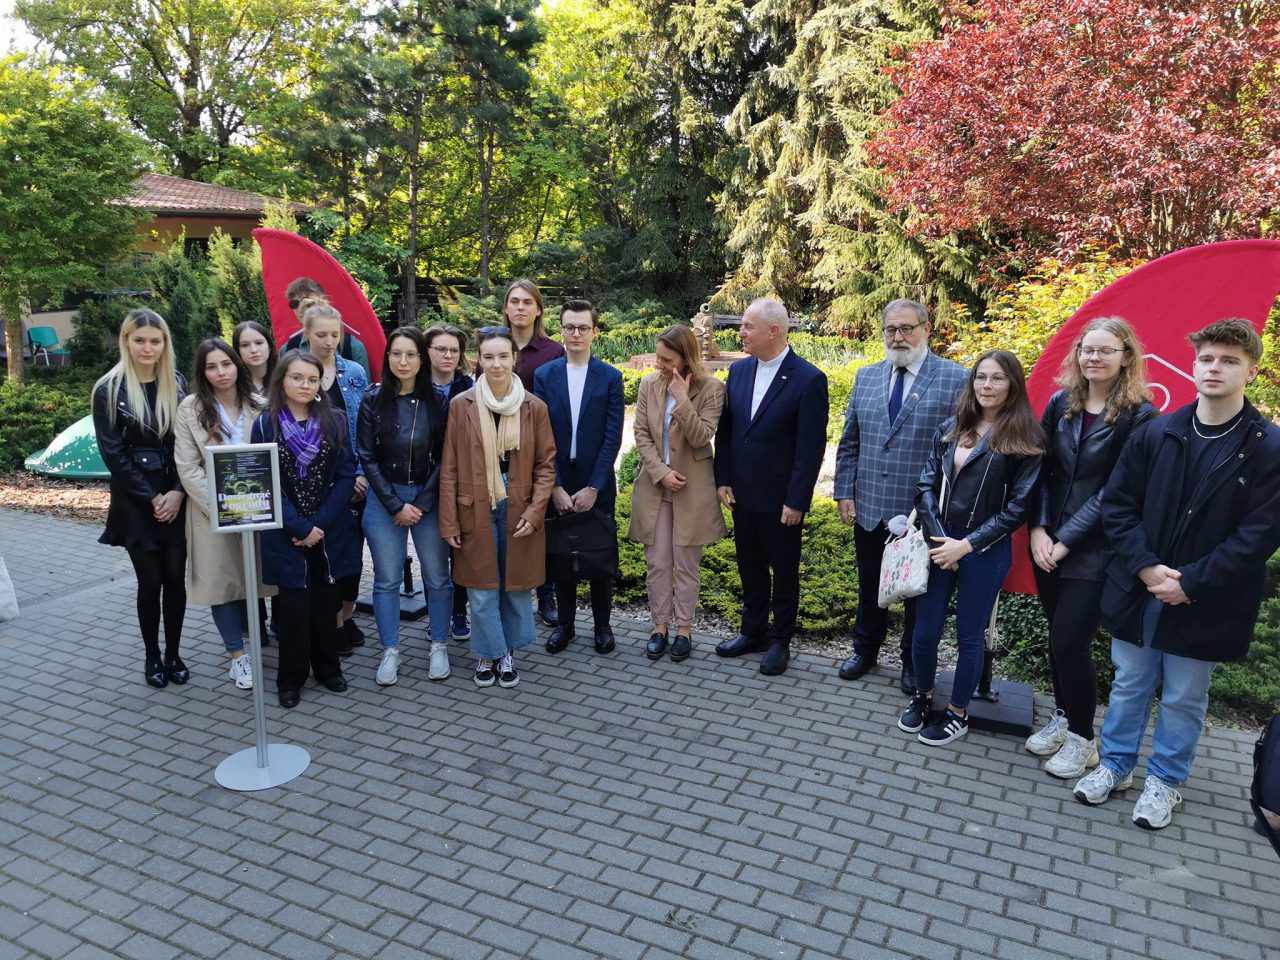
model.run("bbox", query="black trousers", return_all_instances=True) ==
[550,462,615,633]
[735,509,803,645]
[275,545,344,693]
[1033,565,1105,740]
[852,520,915,663]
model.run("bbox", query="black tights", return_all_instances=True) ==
[127,545,187,660]
[1034,566,1105,740]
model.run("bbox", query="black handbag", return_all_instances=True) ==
[1251,713,1280,858]
[545,507,618,579]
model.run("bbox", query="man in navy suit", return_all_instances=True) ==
[833,299,967,692]
[534,300,626,654]
[714,298,829,675]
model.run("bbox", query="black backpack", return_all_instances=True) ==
[1252,713,1280,858]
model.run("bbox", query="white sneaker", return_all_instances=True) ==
[1073,764,1133,805]
[228,654,253,690]
[428,642,450,681]
[1025,709,1069,756]
[376,647,401,686]
[1132,777,1182,830]
[1044,732,1099,779]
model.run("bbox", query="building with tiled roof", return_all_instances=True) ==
[121,172,307,253]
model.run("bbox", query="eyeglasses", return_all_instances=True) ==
[882,321,925,339]
[430,346,461,356]
[561,324,593,336]
[973,374,1009,385]
[1080,347,1124,359]
[389,351,420,362]
[286,373,321,387]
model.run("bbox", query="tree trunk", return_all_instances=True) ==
[404,95,422,324]
[478,123,494,294]
[4,295,31,382]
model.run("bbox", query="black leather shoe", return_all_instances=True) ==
[538,593,559,627]
[546,626,575,654]
[760,642,790,676]
[322,675,348,692]
[900,662,917,695]
[594,627,615,654]
[670,635,692,662]
[344,619,366,648]
[144,656,169,688]
[278,688,300,708]
[838,652,877,681]
[714,634,770,658]
[646,631,669,659]
[164,655,190,685]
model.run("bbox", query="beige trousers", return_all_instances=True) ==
[644,492,703,627]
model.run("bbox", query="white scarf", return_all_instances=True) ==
[475,374,525,505]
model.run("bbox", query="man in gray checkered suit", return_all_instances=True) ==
[834,299,967,693]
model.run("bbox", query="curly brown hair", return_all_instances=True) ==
[1056,316,1151,423]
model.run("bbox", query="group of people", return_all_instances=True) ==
[91,278,1280,833]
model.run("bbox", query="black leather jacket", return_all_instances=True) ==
[92,373,188,502]
[357,385,445,515]
[1035,390,1158,580]
[916,417,1042,554]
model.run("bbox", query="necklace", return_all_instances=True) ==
[1192,413,1243,440]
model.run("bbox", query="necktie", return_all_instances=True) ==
[888,368,905,423]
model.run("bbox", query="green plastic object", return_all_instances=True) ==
[24,414,109,479]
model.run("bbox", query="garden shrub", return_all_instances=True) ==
[69,295,140,372]
[0,374,93,472]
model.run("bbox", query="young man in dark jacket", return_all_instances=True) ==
[1075,319,1280,829]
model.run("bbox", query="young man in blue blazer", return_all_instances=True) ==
[714,298,829,675]
[534,300,626,654]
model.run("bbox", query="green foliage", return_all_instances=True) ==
[206,232,270,338]
[68,296,141,373]
[0,373,92,472]
[619,366,649,405]
[301,210,405,318]
[147,241,218,376]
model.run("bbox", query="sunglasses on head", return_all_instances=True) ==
[287,298,301,310]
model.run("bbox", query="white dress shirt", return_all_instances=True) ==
[750,346,790,419]
[890,353,927,404]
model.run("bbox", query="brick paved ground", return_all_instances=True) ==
[1,506,1276,960]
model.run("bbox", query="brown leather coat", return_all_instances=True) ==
[439,389,556,590]
[628,372,728,547]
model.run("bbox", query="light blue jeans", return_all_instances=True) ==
[363,482,453,647]
[210,600,248,654]
[1098,598,1217,786]
[469,499,536,660]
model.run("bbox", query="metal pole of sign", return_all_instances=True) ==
[210,442,310,791]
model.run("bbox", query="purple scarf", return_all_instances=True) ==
[278,407,323,477]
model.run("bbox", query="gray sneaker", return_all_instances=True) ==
[1044,732,1099,779]
[1025,709,1069,756]
[376,647,401,686]
[428,642,450,681]
[1132,777,1182,830]
[1073,764,1133,805]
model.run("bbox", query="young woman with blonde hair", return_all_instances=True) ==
[92,309,189,688]
[628,324,727,662]
[1025,317,1158,777]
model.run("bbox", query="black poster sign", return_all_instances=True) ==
[206,443,283,533]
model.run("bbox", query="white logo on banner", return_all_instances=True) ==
[1143,354,1195,411]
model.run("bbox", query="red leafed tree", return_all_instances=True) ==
[869,0,1280,261]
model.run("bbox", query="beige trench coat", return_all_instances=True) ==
[438,389,556,590]
[628,372,728,547]
[173,396,275,607]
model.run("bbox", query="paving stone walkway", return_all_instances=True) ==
[0,507,1276,960]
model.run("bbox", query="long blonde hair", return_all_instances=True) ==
[95,309,180,436]
[1056,316,1151,423]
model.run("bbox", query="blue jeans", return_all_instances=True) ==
[469,499,536,660]
[210,600,247,654]
[911,527,1011,710]
[1098,598,1216,786]
[363,483,453,647]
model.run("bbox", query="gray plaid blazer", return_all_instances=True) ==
[833,350,967,530]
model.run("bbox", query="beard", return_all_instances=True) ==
[888,341,927,369]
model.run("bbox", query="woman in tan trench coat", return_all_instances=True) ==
[174,339,275,691]
[629,325,728,663]
[440,327,556,689]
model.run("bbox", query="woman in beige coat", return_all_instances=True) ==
[440,327,556,689]
[174,339,274,690]
[629,325,728,662]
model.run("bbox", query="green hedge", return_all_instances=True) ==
[0,369,96,472]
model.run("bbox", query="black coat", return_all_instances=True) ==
[916,417,1042,554]
[1100,401,1280,662]
[1035,390,1158,580]
[357,384,446,516]
[92,374,188,549]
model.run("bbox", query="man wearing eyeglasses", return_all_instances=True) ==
[833,299,967,692]
[533,301,625,655]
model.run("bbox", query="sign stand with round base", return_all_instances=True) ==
[215,742,311,791]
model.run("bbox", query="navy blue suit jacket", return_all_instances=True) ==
[534,355,625,509]
[714,349,829,513]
